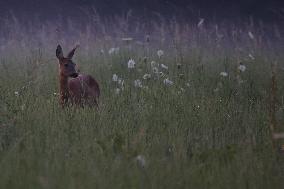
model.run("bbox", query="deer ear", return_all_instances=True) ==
[56,45,64,59]
[67,45,79,59]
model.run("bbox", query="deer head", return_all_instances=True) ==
[56,45,79,78]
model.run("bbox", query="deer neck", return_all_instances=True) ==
[59,73,69,105]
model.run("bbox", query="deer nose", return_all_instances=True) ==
[70,73,78,78]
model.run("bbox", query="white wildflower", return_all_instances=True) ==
[248,53,255,60]
[186,82,190,87]
[143,74,151,80]
[118,79,124,86]
[108,47,119,55]
[14,91,19,96]
[151,61,158,67]
[112,74,118,82]
[163,78,174,86]
[100,49,105,54]
[115,88,121,95]
[108,48,115,55]
[127,59,136,69]
[135,155,146,168]
[157,50,164,58]
[238,64,246,72]
[134,79,143,88]
[220,72,228,77]
[248,31,254,40]
[197,18,205,28]
[160,64,168,70]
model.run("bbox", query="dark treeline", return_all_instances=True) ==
[0,0,283,22]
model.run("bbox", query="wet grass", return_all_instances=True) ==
[0,18,284,188]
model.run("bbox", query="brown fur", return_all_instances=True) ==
[56,45,100,107]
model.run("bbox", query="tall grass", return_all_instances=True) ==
[0,14,284,188]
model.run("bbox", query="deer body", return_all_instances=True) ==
[56,45,100,107]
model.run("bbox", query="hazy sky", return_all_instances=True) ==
[0,0,283,21]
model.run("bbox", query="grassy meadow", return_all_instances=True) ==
[0,16,284,188]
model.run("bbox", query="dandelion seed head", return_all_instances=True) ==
[108,47,119,55]
[118,79,124,86]
[135,155,146,168]
[238,64,246,72]
[152,67,159,74]
[157,50,164,58]
[143,74,151,80]
[220,72,228,77]
[163,78,174,86]
[151,61,158,67]
[160,64,168,70]
[108,48,115,55]
[127,59,136,69]
[134,79,143,88]
[115,88,121,94]
[248,54,255,60]
[112,74,118,82]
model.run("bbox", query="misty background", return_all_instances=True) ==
[0,0,284,22]
[0,0,283,56]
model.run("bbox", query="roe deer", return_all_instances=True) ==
[56,45,100,107]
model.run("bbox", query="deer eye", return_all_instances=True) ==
[64,64,68,67]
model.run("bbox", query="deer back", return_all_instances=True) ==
[68,74,100,105]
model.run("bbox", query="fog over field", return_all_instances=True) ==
[0,1,284,189]
[1,0,284,21]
